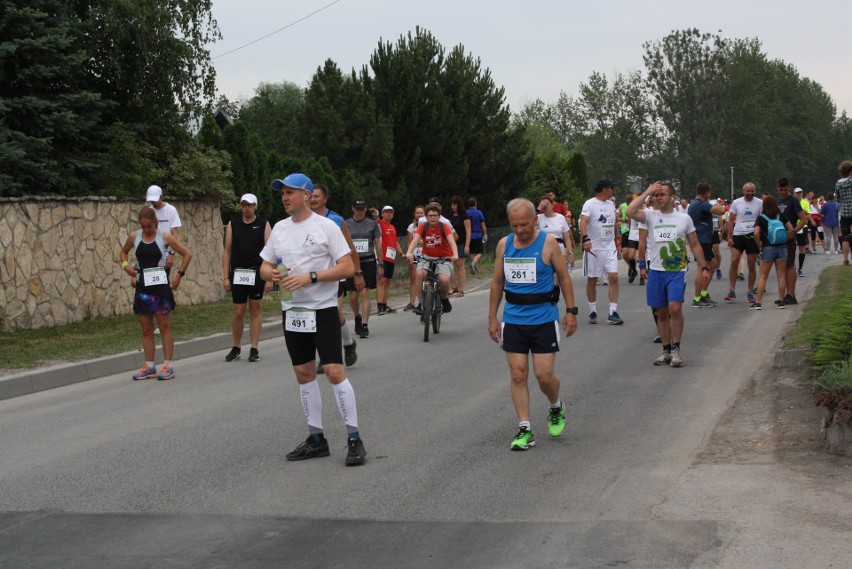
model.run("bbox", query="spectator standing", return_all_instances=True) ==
[448,195,471,297]
[466,197,487,274]
[835,160,852,265]
[752,195,794,310]
[820,192,841,255]
[775,177,808,304]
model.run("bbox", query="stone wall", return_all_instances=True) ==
[0,197,225,331]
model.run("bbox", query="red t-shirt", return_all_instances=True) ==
[553,202,568,216]
[417,222,454,258]
[378,219,399,263]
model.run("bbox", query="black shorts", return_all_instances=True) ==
[841,217,852,238]
[620,233,631,248]
[282,306,342,366]
[626,239,639,249]
[795,232,808,247]
[732,234,760,254]
[785,239,797,267]
[338,281,346,298]
[501,321,560,354]
[381,260,395,279]
[469,238,484,255]
[345,257,377,290]
[712,231,721,245]
[230,270,264,303]
[700,243,715,262]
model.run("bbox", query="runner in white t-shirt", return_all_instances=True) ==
[579,179,622,325]
[725,183,762,303]
[628,181,711,368]
[259,172,366,467]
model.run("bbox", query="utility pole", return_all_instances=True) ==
[730,166,734,200]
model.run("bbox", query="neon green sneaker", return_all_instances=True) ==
[547,404,566,437]
[510,427,535,451]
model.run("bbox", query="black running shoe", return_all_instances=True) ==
[225,347,241,362]
[345,437,366,466]
[344,340,358,367]
[783,294,798,305]
[286,436,330,461]
[358,324,370,338]
[441,297,452,313]
[354,314,363,335]
[248,348,259,362]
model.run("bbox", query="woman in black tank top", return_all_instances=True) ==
[119,207,192,381]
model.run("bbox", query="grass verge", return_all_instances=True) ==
[782,265,852,351]
[0,257,497,373]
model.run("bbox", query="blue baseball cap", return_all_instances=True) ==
[271,173,314,192]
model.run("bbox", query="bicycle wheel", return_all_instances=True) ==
[432,297,441,334]
[422,287,433,342]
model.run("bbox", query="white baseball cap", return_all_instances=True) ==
[240,193,258,205]
[146,185,163,202]
[382,205,394,212]
[794,187,803,193]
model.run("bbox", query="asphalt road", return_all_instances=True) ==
[0,249,843,568]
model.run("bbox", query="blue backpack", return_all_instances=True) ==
[762,214,786,245]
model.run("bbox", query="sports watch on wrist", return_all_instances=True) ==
[565,306,578,315]
[310,271,318,284]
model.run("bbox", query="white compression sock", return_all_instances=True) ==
[340,319,354,346]
[333,379,359,435]
[299,380,323,435]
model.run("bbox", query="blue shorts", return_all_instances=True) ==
[760,244,787,263]
[646,270,686,308]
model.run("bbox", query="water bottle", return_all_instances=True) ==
[277,258,292,301]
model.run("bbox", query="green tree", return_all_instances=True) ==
[71,0,221,153]
[238,81,305,157]
[643,29,729,190]
[361,28,527,225]
[0,0,107,195]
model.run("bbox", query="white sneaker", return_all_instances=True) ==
[653,352,672,366]
[670,346,684,368]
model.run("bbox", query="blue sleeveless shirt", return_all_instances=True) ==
[503,231,558,324]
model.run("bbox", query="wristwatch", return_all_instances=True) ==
[355,271,363,277]
[701,265,711,271]
[310,271,318,284]
[565,306,578,315]
[177,270,186,277]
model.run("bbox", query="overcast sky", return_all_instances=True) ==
[211,0,851,117]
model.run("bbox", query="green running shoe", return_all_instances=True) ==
[510,427,535,451]
[547,404,566,437]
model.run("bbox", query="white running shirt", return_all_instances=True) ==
[729,197,763,236]
[580,197,617,250]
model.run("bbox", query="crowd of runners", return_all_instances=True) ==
[119,160,852,458]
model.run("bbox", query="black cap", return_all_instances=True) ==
[352,198,367,208]
[594,179,615,192]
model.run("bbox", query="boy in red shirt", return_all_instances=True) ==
[405,204,459,314]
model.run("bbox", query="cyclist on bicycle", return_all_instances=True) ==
[404,204,459,314]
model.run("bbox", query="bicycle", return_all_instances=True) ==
[420,257,451,342]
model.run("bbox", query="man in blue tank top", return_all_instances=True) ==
[489,198,578,451]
